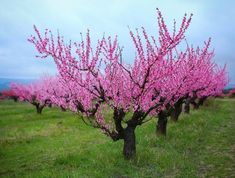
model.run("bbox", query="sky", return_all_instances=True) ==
[0,0,234,84]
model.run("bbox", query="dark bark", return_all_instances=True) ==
[191,100,199,110]
[191,97,207,109]
[171,101,183,122]
[12,96,18,102]
[101,108,137,160]
[113,108,125,135]
[60,106,66,112]
[35,104,44,114]
[123,125,136,160]
[122,110,144,160]
[184,98,191,114]
[156,111,168,135]
[198,97,207,106]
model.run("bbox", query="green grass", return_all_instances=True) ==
[0,99,234,178]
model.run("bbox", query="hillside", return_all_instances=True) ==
[0,99,234,177]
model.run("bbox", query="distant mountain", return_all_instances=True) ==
[0,78,35,91]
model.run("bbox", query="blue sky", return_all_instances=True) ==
[0,0,234,84]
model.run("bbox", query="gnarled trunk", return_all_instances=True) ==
[171,102,183,122]
[156,111,168,135]
[123,126,136,160]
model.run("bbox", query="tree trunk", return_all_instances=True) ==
[171,102,182,122]
[13,97,18,102]
[198,97,207,106]
[184,98,191,114]
[123,126,136,160]
[191,101,199,110]
[60,106,66,112]
[36,104,44,114]
[156,111,168,135]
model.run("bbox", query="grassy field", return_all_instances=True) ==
[0,99,234,178]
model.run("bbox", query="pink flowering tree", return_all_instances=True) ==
[38,75,77,111]
[0,89,18,102]
[153,41,227,135]
[10,78,52,114]
[127,10,194,135]
[128,13,228,135]
[167,39,228,122]
[29,9,192,159]
[179,40,228,114]
[227,88,235,98]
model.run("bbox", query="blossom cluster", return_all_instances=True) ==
[22,9,228,135]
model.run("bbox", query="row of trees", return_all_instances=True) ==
[217,88,235,98]
[0,89,18,102]
[1,9,228,160]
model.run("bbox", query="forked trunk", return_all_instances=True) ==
[156,111,168,135]
[171,102,183,121]
[123,126,136,160]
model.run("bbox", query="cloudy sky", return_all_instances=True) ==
[0,0,234,84]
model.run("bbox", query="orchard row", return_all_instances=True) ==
[1,9,228,160]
